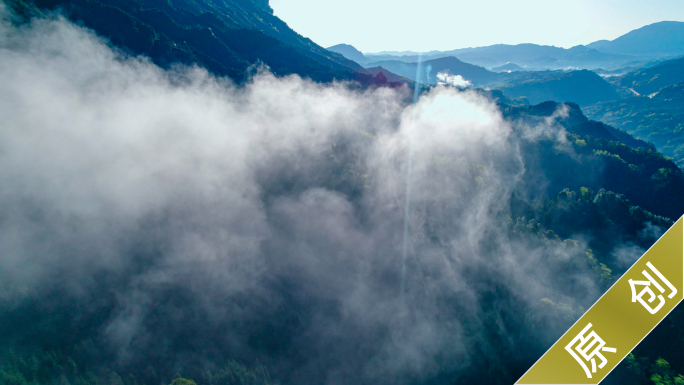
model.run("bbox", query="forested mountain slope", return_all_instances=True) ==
[608,56,684,95]
[11,0,369,82]
[585,81,684,168]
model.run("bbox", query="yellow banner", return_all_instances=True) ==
[516,216,684,384]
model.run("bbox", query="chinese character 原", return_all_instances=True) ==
[565,323,617,378]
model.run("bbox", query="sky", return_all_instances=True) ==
[269,0,684,53]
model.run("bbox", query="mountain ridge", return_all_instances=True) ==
[586,21,684,58]
[19,0,371,82]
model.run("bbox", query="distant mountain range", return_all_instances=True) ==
[328,21,684,72]
[324,53,623,107]
[329,43,636,71]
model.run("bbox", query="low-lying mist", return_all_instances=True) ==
[0,5,614,384]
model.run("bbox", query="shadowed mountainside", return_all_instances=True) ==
[14,0,370,82]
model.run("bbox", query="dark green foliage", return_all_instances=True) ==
[0,351,270,385]
[614,355,684,385]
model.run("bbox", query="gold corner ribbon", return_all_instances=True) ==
[516,216,684,384]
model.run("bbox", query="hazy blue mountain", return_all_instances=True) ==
[20,0,369,82]
[607,56,684,95]
[491,62,526,72]
[496,70,621,106]
[587,21,684,58]
[327,43,369,64]
[455,44,632,69]
[585,81,684,167]
[365,56,498,85]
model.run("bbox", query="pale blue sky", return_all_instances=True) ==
[269,0,684,53]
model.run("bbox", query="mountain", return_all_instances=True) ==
[365,56,498,85]
[366,66,413,84]
[327,43,369,64]
[491,62,526,72]
[584,81,684,168]
[18,0,370,82]
[607,56,684,95]
[500,101,684,220]
[496,70,621,106]
[587,21,684,58]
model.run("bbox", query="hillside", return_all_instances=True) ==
[500,100,684,221]
[584,81,684,167]
[607,55,684,95]
[587,21,684,58]
[17,0,369,82]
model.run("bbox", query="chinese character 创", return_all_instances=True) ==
[565,323,617,379]
[629,261,677,314]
